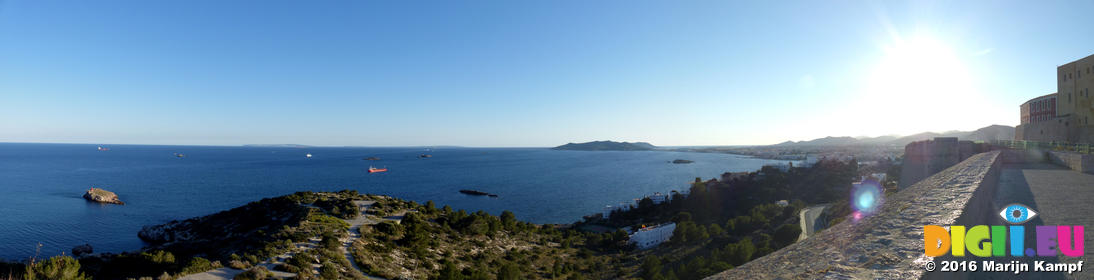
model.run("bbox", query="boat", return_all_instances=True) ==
[459,189,498,197]
[174,153,185,158]
[368,166,388,173]
[419,154,432,158]
[364,157,381,160]
[97,146,109,151]
[306,153,313,158]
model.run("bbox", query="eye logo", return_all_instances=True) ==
[999,203,1038,224]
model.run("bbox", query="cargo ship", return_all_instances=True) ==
[368,166,387,173]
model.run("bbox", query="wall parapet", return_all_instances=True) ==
[705,151,1002,279]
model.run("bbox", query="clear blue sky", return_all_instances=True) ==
[2,1,1093,147]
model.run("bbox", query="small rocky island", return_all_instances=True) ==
[84,187,124,205]
[672,159,694,164]
[552,140,657,151]
[459,189,498,197]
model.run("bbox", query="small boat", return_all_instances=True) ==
[364,157,381,161]
[306,153,313,158]
[368,166,388,173]
[97,146,110,151]
[174,153,185,158]
[419,154,432,158]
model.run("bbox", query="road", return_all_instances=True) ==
[798,205,827,242]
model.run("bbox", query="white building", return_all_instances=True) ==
[629,223,676,249]
[776,200,789,207]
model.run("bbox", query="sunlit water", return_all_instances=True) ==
[0,143,793,260]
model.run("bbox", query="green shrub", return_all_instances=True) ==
[24,255,90,280]
[181,257,214,275]
[233,266,272,280]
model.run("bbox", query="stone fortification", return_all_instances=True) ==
[899,137,989,188]
[706,151,1001,279]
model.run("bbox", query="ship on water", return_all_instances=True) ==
[368,166,387,173]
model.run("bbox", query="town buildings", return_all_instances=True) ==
[1016,53,1094,143]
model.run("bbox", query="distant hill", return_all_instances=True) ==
[775,124,1015,147]
[553,141,657,151]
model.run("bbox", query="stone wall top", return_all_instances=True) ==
[706,151,1001,280]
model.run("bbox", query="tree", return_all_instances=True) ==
[640,255,662,280]
[497,262,522,280]
[425,200,437,214]
[500,211,517,230]
[435,261,463,280]
[773,223,802,248]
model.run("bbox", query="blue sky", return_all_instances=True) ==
[2,1,1093,147]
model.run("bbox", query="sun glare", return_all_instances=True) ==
[858,35,981,135]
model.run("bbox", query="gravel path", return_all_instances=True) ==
[341,200,385,280]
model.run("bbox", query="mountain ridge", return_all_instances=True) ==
[775,124,1014,146]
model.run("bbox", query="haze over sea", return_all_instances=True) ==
[0,143,792,260]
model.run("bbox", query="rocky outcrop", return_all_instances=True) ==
[71,244,93,257]
[84,188,124,205]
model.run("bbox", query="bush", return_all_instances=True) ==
[233,266,272,280]
[181,257,214,275]
[496,262,522,280]
[24,256,90,280]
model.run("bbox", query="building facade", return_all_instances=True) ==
[1020,93,1057,124]
[629,223,676,249]
[1016,53,1094,143]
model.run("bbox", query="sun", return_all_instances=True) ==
[858,35,981,135]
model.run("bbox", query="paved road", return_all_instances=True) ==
[798,205,827,242]
[984,163,1094,280]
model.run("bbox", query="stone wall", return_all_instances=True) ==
[705,151,1002,280]
[899,137,989,188]
[1047,150,1094,173]
[1015,116,1094,143]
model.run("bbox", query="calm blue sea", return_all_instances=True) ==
[0,143,792,260]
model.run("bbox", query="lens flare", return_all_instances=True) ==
[850,179,883,221]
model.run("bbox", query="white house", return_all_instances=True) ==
[629,223,676,249]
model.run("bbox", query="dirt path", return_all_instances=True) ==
[340,200,385,279]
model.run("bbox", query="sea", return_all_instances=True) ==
[0,143,794,261]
